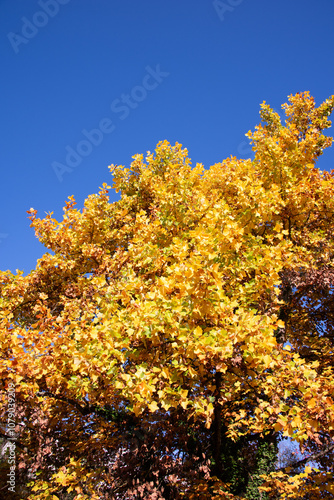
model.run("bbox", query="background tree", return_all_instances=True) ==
[1,92,334,499]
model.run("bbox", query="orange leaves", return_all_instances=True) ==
[2,94,334,498]
[260,468,334,499]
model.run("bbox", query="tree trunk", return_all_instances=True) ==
[212,371,223,477]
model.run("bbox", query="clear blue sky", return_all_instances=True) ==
[1,0,334,274]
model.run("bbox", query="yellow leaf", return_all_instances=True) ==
[194,326,202,336]
[148,401,159,412]
[274,422,283,432]
[263,355,272,368]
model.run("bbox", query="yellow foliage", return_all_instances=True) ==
[1,92,334,498]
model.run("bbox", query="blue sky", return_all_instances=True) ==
[1,0,334,274]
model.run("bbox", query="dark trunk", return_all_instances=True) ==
[212,371,223,476]
[275,280,292,344]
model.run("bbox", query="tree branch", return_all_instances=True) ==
[279,442,334,471]
[36,390,94,416]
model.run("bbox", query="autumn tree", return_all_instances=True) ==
[1,91,334,499]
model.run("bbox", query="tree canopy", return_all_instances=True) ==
[1,91,334,499]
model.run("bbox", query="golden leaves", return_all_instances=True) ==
[2,93,334,498]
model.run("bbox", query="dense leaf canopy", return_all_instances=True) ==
[1,92,334,499]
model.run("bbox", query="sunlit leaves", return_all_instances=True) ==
[1,94,334,498]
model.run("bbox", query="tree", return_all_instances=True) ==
[1,91,334,499]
